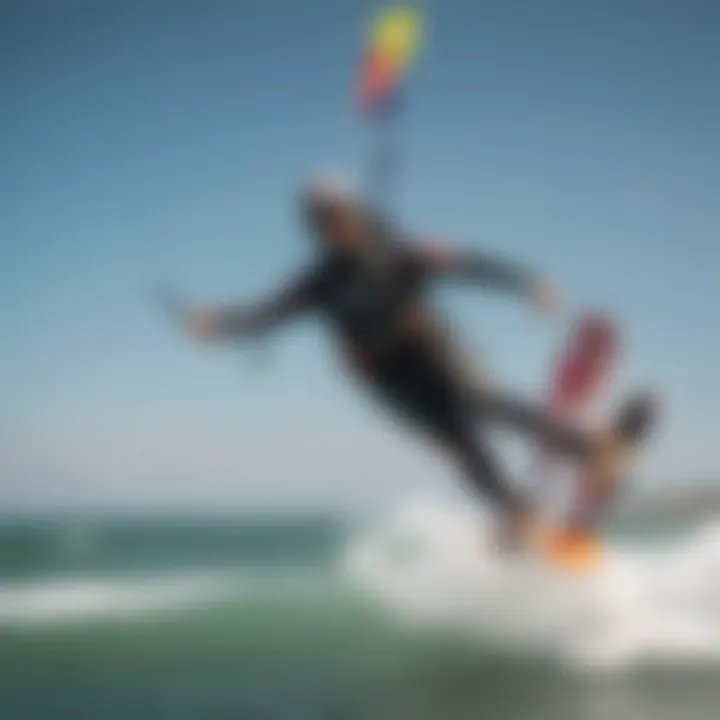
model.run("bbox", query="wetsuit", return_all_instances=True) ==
[216,239,589,515]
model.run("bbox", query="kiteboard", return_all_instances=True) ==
[526,313,655,574]
[532,312,618,489]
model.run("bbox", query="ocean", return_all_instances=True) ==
[2,499,720,720]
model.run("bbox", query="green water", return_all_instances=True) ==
[0,515,342,579]
[0,514,718,720]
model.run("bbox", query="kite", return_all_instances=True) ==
[357,4,424,115]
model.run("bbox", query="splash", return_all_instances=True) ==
[343,498,720,672]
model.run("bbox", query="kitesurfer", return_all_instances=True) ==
[180,176,654,546]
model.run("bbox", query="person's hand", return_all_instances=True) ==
[529,280,563,317]
[183,308,224,343]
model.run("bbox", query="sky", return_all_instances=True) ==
[1,0,719,512]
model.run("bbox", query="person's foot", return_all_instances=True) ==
[587,392,658,476]
[615,392,657,444]
[493,505,544,553]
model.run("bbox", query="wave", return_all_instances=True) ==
[0,572,244,627]
[342,497,720,672]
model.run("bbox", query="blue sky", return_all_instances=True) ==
[1,0,718,511]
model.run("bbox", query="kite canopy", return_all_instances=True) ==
[357,4,423,115]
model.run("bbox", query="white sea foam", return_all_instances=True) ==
[0,573,240,626]
[343,497,720,672]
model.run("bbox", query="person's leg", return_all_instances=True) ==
[445,426,541,551]
[445,428,526,516]
[470,387,593,459]
[368,352,526,516]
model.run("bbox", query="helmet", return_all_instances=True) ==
[300,173,363,213]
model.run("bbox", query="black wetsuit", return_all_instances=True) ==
[218,239,588,514]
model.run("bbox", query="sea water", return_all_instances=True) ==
[1,502,720,719]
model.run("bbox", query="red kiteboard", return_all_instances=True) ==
[530,313,619,572]
[548,312,618,421]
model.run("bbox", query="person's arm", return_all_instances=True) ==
[410,239,560,312]
[185,272,317,343]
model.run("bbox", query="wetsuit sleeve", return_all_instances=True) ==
[214,273,318,339]
[411,240,539,298]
